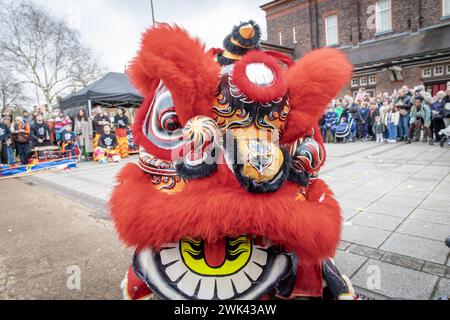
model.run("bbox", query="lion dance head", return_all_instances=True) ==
[111,21,353,300]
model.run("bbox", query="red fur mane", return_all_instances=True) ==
[281,48,353,144]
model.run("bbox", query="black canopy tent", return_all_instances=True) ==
[60,72,143,117]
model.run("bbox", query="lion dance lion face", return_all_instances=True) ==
[110,23,352,300]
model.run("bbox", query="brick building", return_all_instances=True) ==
[260,0,450,97]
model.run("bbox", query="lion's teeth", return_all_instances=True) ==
[243,261,263,281]
[160,246,179,266]
[216,277,235,300]
[252,248,268,266]
[177,271,201,297]
[197,278,216,300]
[232,271,252,294]
[165,260,188,282]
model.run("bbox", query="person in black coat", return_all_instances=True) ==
[396,89,412,141]
[30,114,51,149]
[0,118,12,164]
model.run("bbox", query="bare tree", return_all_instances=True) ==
[0,1,104,110]
[0,64,28,114]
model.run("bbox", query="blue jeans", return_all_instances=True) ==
[7,146,14,164]
[398,114,410,138]
[388,123,398,141]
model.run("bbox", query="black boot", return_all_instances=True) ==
[406,139,412,144]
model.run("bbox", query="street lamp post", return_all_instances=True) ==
[150,0,155,26]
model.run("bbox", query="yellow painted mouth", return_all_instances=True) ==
[180,237,252,276]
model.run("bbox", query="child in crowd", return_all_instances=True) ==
[322,106,338,143]
[60,123,78,158]
[94,125,120,164]
[385,102,400,143]
[372,115,386,143]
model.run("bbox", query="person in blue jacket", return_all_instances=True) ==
[357,100,371,141]
[322,106,338,142]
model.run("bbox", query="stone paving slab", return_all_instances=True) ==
[334,250,368,277]
[376,195,424,208]
[380,233,448,264]
[341,225,391,248]
[409,208,450,226]
[365,202,418,218]
[350,212,404,232]
[351,259,439,300]
[397,220,450,242]
[418,199,450,212]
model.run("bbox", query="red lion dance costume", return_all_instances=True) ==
[110,21,356,300]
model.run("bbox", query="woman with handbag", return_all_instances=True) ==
[74,108,94,161]
[12,116,31,165]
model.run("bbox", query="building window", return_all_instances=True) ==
[279,31,283,46]
[293,27,298,44]
[443,0,450,17]
[351,79,359,88]
[325,15,339,46]
[422,67,432,78]
[447,64,450,75]
[434,65,444,76]
[360,77,368,86]
[369,75,377,85]
[376,0,392,34]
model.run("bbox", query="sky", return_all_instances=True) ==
[32,0,269,72]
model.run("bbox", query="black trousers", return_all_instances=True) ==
[431,117,445,141]
[0,142,8,164]
[16,142,31,165]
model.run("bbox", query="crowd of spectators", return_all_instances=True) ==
[321,82,450,146]
[0,105,133,166]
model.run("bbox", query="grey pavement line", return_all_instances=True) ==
[22,176,110,220]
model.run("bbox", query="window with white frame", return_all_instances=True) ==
[376,0,392,34]
[443,0,450,17]
[360,77,368,86]
[434,65,444,76]
[447,64,450,75]
[279,31,283,46]
[422,67,432,78]
[325,15,339,46]
[351,79,359,87]
[293,27,298,44]
[369,75,377,85]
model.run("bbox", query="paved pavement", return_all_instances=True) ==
[2,141,450,300]
[0,179,132,300]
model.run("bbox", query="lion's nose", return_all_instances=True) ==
[228,129,290,193]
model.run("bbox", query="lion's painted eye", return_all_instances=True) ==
[160,110,180,132]
[144,82,184,151]
[217,93,228,105]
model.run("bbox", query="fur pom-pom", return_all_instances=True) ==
[128,24,220,125]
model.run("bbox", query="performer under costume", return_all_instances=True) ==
[114,113,130,158]
[110,21,357,300]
